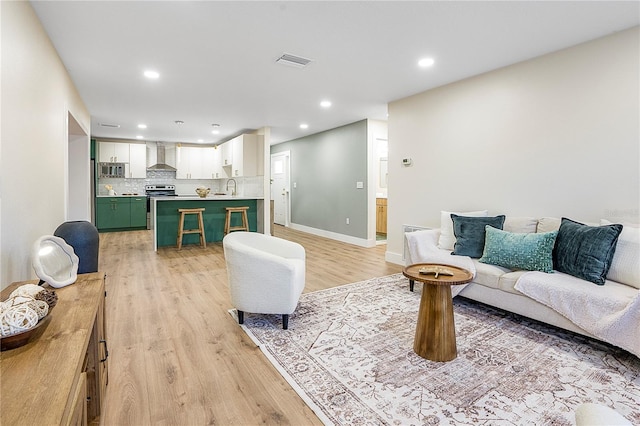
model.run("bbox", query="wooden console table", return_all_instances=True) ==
[1,272,108,425]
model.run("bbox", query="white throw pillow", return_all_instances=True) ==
[437,210,488,250]
[601,219,639,228]
[536,217,562,233]
[503,217,538,234]
[601,219,640,289]
[538,217,598,233]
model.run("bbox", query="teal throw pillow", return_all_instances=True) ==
[479,226,558,273]
[451,214,505,258]
[553,217,623,285]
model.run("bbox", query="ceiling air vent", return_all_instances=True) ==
[99,123,120,128]
[275,53,312,68]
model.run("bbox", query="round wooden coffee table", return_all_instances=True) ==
[403,263,473,362]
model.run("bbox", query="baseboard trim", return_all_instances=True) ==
[385,251,404,266]
[289,223,375,248]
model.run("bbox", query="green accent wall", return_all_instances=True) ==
[271,120,368,239]
[156,199,258,247]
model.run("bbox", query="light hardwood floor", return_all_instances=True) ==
[99,225,402,425]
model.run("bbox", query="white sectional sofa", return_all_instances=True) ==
[405,212,640,357]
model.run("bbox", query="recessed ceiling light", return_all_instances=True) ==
[320,100,332,108]
[136,135,144,139]
[211,123,220,128]
[144,70,160,79]
[212,130,220,135]
[174,120,184,125]
[418,57,435,68]
[137,124,147,129]
[197,139,204,143]
[300,123,309,129]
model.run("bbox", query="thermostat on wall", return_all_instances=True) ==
[402,158,412,166]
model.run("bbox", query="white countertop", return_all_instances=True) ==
[152,195,263,201]
[96,194,143,197]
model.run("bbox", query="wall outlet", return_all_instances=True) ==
[346,218,350,225]
[356,181,364,189]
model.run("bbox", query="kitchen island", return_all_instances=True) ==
[150,196,262,250]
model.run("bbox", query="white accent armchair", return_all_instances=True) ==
[223,231,305,329]
[575,403,632,426]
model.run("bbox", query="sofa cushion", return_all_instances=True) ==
[601,220,640,289]
[503,217,538,234]
[498,270,529,294]
[451,215,505,258]
[437,210,488,250]
[553,218,623,285]
[471,260,509,289]
[479,227,558,273]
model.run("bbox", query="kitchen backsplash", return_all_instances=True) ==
[98,170,265,197]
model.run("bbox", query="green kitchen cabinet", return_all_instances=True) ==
[96,197,131,230]
[130,197,147,228]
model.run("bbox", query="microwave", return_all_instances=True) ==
[99,162,125,178]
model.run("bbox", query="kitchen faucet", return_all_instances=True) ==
[226,179,237,196]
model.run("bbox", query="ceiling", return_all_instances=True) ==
[31,1,639,146]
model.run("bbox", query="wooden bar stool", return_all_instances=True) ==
[224,207,249,235]
[177,208,206,249]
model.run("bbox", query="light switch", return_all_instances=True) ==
[356,181,364,189]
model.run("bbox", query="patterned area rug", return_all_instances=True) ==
[234,274,640,425]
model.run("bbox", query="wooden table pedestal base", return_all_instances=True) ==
[413,283,457,362]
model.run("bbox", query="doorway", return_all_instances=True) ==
[67,112,90,221]
[375,137,388,244]
[270,151,290,226]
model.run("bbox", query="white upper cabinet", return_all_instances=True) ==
[127,143,147,178]
[228,134,263,177]
[98,141,130,163]
[175,146,191,179]
[200,147,215,179]
[221,141,233,167]
[176,146,215,179]
[212,146,223,179]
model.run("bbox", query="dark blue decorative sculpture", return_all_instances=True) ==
[54,221,99,274]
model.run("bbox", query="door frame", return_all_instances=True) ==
[270,151,291,227]
[66,111,91,221]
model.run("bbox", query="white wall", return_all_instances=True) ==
[1,2,90,289]
[386,27,640,264]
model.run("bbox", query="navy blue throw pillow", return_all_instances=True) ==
[451,214,506,258]
[553,217,623,285]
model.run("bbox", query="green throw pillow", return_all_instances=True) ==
[451,214,505,258]
[553,217,623,285]
[479,226,558,273]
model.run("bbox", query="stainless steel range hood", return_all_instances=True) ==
[146,142,177,171]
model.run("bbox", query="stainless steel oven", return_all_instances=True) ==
[144,184,176,229]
